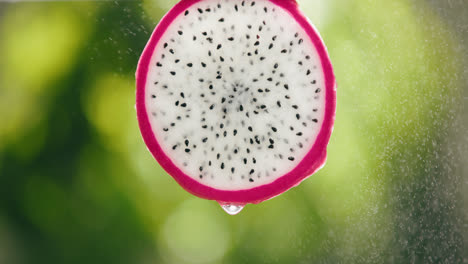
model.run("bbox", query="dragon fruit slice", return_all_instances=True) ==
[136,0,336,209]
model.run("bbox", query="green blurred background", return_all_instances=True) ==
[0,0,466,263]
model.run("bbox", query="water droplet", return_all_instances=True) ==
[219,203,245,215]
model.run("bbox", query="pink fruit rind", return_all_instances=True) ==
[136,0,336,204]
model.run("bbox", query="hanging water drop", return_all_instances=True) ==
[219,203,245,215]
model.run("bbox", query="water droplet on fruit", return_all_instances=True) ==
[219,203,245,215]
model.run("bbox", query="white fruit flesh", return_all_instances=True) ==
[145,0,325,190]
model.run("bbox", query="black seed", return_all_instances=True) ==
[268,145,274,149]
[264,7,268,12]
[156,62,162,67]
[198,8,203,13]
[184,139,189,146]
[254,41,260,46]
[180,92,185,98]
[185,148,190,153]
[235,5,238,11]
[299,39,304,44]
[193,36,197,41]
[284,84,289,90]
[163,128,169,132]
[223,131,227,137]
[307,69,311,75]
[269,43,274,49]
[201,62,206,67]
[296,114,301,120]
[231,167,235,173]
[272,127,277,132]
[267,77,273,81]
[202,125,208,129]
[288,157,295,161]
[249,178,254,182]
[181,103,187,107]
[185,10,189,16]
[217,153,221,159]
[199,175,203,179]
[296,132,303,136]
[228,37,234,41]
[206,8,211,12]
[248,126,253,132]
[312,80,317,84]
[202,31,207,36]
[292,105,298,109]
[253,158,256,164]
[239,105,244,111]
[164,43,168,48]
[260,105,266,109]
[218,18,224,22]
[315,88,321,93]
[260,57,266,61]
[199,166,203,172]
[209,104,215,110]
[251,1,255,6]
[249,169,255,175]
[152,95,156,99]
[269,139,274,144]
[169,49,174,54]
[281,49,287,53]
[178,30,183,35]
[202,137,208,143]
[172,145,178,150]
[217,44,222,49]
[170,71,176,76]
[312,119,318,123]
[306,55,311,60]
[244,158,248,164]
[221,163,225,169]
[233,129,238,136]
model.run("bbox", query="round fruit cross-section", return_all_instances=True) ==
[136,0,336,204]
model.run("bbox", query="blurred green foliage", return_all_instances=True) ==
[0,0,466,263]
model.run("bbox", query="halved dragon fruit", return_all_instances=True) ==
[136,0,336,211]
